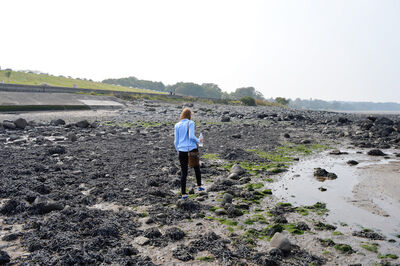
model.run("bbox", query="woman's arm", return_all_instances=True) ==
[189,121,200,144]
[174,124,179,151]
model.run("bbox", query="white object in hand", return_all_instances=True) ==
[199,133,204,147]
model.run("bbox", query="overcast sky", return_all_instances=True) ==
[2,0,400,102]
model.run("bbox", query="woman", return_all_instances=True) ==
[174,108,204,200]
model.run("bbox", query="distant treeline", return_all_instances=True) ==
[289,98,400,111]
[102,76,265,100]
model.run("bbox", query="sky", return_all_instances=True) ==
[1,0,400,103]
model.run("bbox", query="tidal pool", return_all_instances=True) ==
[270,149,400,239]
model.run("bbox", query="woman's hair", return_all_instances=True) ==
[180,108,192,120]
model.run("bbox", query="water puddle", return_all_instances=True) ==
[270,149,400,238]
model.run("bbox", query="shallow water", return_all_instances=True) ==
[270,149,400,239]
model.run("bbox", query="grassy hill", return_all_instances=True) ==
[0,70,165,94]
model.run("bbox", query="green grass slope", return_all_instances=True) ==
[0,70,164,94]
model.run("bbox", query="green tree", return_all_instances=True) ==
[240,96,256,106]
[201,83,222,99]
[5,70,12,82]
[275,97,289,105]
[231,87,265,100]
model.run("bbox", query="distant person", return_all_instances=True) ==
[174,108,204,200]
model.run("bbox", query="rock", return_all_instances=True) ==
[268,247,283,257]
[326,172,338,179]
[121,246,138,256]
[2,233,21,241]
[314,168,329,177]
[173,244,194,261]
[273,215,287,224]
[352,229,385,240]
[14,118,28,129]
[329,149,347,155]
[314,168,337,179]
[270,232,292,254]
[215,209,228,215]
[66,132,77,142]
[221,116,230,122]
[50,119,66,126]
[134,236,150,246]
[347,160,359,165]
[176,199,201,212]
[32,196,64,214]
[227,172,240,180]
[0,199,26,215]
[48,145,66,155]
[221,193,233,205]
[296,222,310,231]
[283,133,290,138]
[232,134,241,139]
[144,227,162,238]
[300,139,312,144]
[226,206,243,218]
[165,227,186,241]
[145,217,154,224]
[0,250,11,264]
[76,120,90,128]
[2,121,16,130]
[367,149,385,156]
[337,117,349,123]
[230,164,245,175]
[318,187,327,192]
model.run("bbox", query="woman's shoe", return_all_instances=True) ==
[181,194,189,200]
[198,186,205,192]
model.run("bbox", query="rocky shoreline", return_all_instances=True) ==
[0,99,399,265]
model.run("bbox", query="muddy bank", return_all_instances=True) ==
[0,99,399,265]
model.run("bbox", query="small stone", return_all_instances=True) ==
[134,236,150,246]
[215,209,228,216]
[367,149,385,156]
[145,218,154,224]
[66,132,77,142]
[165,227,186,241]
[50,119,66,126]
[318,187,327,192]
[221,116,230,122]
[48,145,66,155]
[283,133,290,138]
[0,250,11,264]
[347,160,359,165]
[232,134,241,139]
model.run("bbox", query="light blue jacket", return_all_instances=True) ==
[174,119,200,152]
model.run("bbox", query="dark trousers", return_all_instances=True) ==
[179,149,201,195]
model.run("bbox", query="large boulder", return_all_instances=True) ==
[270,232,292,254]
[14,118,28,129]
